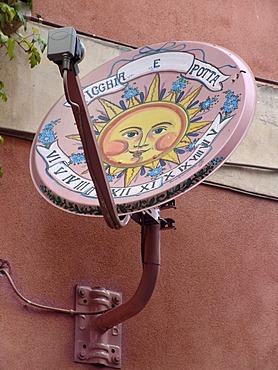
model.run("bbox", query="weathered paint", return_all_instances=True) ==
[0,1,278,369]
[30,41,256,215]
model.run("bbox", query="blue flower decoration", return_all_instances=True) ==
[44,122,55,129]
[211,157,224,166]
[225,90,235,98]
[149,167,164,177]
[199,95,218,111]
[171,77,187,93]
[221,90,240,115]
[187,139,198,152]
[107,174,114,182]
[200,97,213,111]
[223,99,238,113]
[38,119,61,147]
[40,184,47,193]
[39,129,56,145]
[122,84,139,100]
[70,153,85,165]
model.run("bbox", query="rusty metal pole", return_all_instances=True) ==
[63,67,130,229]
[74,213,161,367]
[94,214,161,332]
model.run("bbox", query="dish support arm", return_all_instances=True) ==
[63,64,130,229]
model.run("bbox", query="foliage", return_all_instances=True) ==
[0,0,47,101]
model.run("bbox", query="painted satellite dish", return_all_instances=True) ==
[30,41,256,216]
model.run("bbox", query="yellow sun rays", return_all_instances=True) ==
[67,73,211,187]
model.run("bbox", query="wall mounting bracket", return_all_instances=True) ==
[74,286,122,368]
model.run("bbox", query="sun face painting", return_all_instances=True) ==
[33,41,256,216]
[67,73,212,187]
[99,101,188,167]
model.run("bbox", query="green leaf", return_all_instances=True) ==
[0,135,4,144]
[16,9,26,24]
[22,38,32,50]
[0,13,4,26]
[0,3,16,23]
[32,26,39,35]
[0,91,7,102]
[29,48,41,68]
[16,31,24,38]
[7,37,15,59]
[0,30,8,43]
[37,35,47,53]
[0,81,7,102]
[0,1,45,101]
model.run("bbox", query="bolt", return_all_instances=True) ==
[112,355,120,364]
[78,350,87,360]
[112,326,119,336]
[78,288,86,297]
[112,295,121,305]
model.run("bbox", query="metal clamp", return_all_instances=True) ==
[74,286,122,368]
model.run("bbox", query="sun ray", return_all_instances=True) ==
[128,96,140,108]
[110,166,124,175]
[176,136,192,147]
[125,167,141,186]
[161,150,180,164]
[66,72,216,188]
[179,85,202,109]
[188,121,211,133]
[98,98,124,119]
[66,134,81,141]
[93,122,107,133]
[145,73,160,102]
[145,159,160,169]
[188,107,201,120]
[163,91,176,102]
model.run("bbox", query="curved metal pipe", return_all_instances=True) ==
[63,68,130,229]
[95,219,161,332]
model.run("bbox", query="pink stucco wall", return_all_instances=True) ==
[34,0,278,81]
[1,1,278,369]
[1,135,278,370]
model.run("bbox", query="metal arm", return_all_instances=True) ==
[47,27,130,229]
[62,67,130,229]
[95,213,161,332]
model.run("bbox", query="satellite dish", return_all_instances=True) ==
[30,41,256,217]
[25,35,259,367]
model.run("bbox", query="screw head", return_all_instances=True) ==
[78,350,87,360]
[78,288,86,297]
[112,326,119,336]
[112,355,120,364]
[112,295,121,305]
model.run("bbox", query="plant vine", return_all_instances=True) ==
[0,0,47,101]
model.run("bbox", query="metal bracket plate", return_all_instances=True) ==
[74,286,122,368]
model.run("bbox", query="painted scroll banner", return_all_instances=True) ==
[82,52,230,105]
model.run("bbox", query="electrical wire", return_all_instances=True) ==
[0,267,111,316]
[62,69,82,114]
